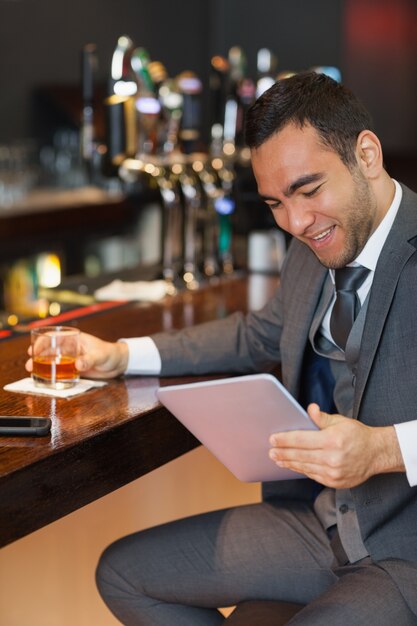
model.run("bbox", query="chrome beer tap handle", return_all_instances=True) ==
[155,168,183,293]
[178,166,204,290]
[158,78,184,156]
[130,47,163,158]
[210,158,236,275]
[197,165,222,278]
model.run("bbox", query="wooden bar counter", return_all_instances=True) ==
[0,273,278,548]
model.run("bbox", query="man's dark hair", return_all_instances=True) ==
[245,72,374,169]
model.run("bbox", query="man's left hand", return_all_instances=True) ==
[269,403,405,488]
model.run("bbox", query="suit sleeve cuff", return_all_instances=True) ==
[118,337,162,375]
[394,421,417,487]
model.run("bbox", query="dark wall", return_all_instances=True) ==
[0,0,211,141]
[0,0,344,144]
[343,0,417,153]
[209,0,344,78]
[0,0,416,155]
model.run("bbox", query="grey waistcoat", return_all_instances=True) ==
[310,273,370,563]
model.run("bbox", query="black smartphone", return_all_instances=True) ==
[0,416,52,437]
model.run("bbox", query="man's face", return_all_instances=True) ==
[251,122,379,269]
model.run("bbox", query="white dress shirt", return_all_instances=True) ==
[121,180,417,486]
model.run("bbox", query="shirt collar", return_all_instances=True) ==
[353,179,402,271]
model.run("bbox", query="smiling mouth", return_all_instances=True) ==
[311,226,335,241]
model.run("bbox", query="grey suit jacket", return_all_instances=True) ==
[153,183,417,614]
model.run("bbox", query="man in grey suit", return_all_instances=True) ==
[34,73,417,624]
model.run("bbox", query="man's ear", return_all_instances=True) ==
[355,130,383,179]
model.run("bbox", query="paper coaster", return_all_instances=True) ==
[4,377,107,399]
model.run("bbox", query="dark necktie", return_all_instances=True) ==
[330,266,370,351]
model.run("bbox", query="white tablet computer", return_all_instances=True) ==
[156,373,317,483]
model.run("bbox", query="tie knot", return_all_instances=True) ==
[334,266,369,293]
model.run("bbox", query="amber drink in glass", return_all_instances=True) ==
[31,326,80,389]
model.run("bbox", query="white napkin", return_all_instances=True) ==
[94,279,172,302]
[4,377,107,399]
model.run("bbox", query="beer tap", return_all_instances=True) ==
[176,71,203,155]
[212,157,236,274]
[236,76,256,145]
[118,61,185,289]
[131,47,154,93]
[155,76,188,287]
[103,35,138,174]
[223,46,245,150]
[196,161,221,278]
[119,157,182,292]
[158,78,183,156]
[131,47,161,157]
[154,70,203,289]
[256,47,278,98]
[224,46,256,152]
[110,35,137,96]
[147,60,168,92]
[159,77,202,287]
[155,166,183,292]
[103,92,137,172]
[209,55,230,147]
[178,164,204,289]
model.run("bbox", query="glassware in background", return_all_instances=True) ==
[39,128,88,189]
[0,139,39,209]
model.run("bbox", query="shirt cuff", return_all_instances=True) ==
[394,421,417,487]
[118,337,162,375]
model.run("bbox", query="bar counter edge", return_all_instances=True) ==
[0,273,279,548]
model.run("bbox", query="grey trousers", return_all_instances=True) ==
[96,501,417,626]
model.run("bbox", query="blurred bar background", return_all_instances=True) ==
[0,1,416,623]
[0,0,415,330]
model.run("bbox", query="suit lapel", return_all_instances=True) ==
[353,185,417,417]
[281,241,328,395]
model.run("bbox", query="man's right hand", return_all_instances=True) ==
[26,332,129,380]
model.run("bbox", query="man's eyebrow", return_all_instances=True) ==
[258,173,325,203]
[285,173,325,196]
[259,194,280,202]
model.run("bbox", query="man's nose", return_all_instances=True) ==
[285,203,315,237]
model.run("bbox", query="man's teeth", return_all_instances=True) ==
[313,227,333,241]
